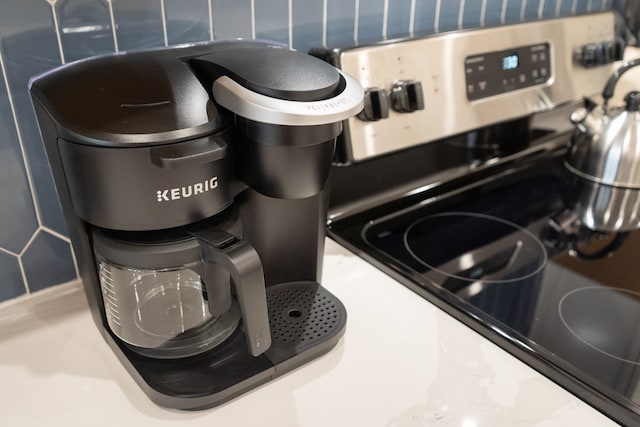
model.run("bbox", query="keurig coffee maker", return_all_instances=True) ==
[29,40,363,410]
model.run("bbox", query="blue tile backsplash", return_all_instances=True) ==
[164,0,211,45]
[0,0,617,304]
[56,0,116,62]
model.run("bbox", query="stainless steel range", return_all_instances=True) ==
[312,12,640,426]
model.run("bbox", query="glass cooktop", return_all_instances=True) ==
[329,150,640,425]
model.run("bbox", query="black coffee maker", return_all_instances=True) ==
[29,40,363,410]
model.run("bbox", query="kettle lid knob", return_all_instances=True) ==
[624,91,640,112]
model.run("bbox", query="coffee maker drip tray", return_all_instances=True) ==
[111,282,346,410]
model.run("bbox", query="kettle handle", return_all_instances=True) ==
[192,228,272,357]
[602,58,640,107]
[568,232,629,260]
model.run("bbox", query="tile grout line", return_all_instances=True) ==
[0,245,19,258]
[19,228,40,258]
[322,0,328,47]
[520,0,527,22]
[587,0,592,12]
[288,0,293,49]
[251,0,256,39]
[17,257,30,295]
[45,226,80,280]
[354,0,360,44]
[0,52,42,294]
[0,54,41,227]
[572,0,577,14]
[160,0,169,47]
[40,226,70,244]
[49,1,66,64]
[108,0,119,52]
[458,0,465,30]
[434,0,441,33]
[382,0,389,40]
[0,240,29,297]
[39,226,80,282]
[409,0,416,37]
[538,0,545,18]
[480,0,487,27]
[208,0,215,40]
[17,227,42,295]
[555,0,561,17]
[501,0,507,24]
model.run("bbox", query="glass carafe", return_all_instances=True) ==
[92,207,271,358]
[96,255,240,358]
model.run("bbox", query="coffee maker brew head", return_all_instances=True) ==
[29,40,363,410]
[189,43,363,199]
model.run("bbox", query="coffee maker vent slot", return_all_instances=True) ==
[264,281,346,364]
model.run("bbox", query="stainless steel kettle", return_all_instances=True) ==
[567,58,640,232]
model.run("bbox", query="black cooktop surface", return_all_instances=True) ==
[329,151,640,425]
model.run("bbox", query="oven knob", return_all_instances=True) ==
[575,40,624,67]
[358,87,389,121]
[391,80,425,113]
[577,43,598,67]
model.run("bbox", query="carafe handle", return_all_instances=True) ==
[192,229,271,357]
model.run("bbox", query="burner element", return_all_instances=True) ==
[404,212,548,297]
[559,286,640,365]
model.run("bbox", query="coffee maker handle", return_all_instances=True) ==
[149,133,228,169]
[193,229,272,357]
[189,260,233,318]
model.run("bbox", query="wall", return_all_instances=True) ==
[0,0,615,304]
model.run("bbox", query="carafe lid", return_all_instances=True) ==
[93,206,241,269]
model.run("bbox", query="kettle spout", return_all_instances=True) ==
[570,107,593,134]
[570,98,602,135]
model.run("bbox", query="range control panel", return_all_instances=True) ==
[318,12,617,162]
[465,43,551,101]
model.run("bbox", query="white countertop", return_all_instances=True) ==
[0,239,617,426]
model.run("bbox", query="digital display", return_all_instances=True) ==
[502,54,519,70]
[465,43,550,101]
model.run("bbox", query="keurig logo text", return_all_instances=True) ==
[156,177,218,202]
[306,96,349,111]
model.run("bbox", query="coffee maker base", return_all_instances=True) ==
[104,281,347,410]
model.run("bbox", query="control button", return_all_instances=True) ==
[466,67,473,74]
[531,53,538,62]
[532,69,539,79]
[390,80,425,113]
[468,84,475,93]
[519,74,526,83]
[539,51,546,61]
[502,79,508,85]
[608,40,624,62]
[358,87,389,121]
[577,43,598,67]
[478,81,487,91]
[477,65,485,72]
[540,67,548,77]
[576,41,623,67]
